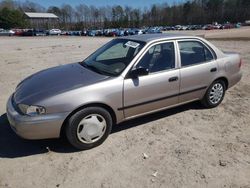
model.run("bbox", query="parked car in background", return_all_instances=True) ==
[190,25,203,30]
[104,29,112,36]
[117,29,125,36]
[12,29,24,36]
[220,23,234,29]
[164,26,175,31]
[49,29,62,35]
[72,31,82,36]
[235,23,241,28]
[203,24,214,30]
[22,29,35,36]
[60,31,69,35]
[124,29,130,36]
[61,31,80,36]
[128,28,136,35]
[213,24,222,29]
[180,25,188,30]
[34,29,46,36]
[146,27,162,34]
[81,30,87,36]
[87,30,96,36]
[135,29,143,35]
[174,25,182,30]
[95,30,104,36]
[104,29,119,37]
[22,29,46,36]
[0,29,15,36]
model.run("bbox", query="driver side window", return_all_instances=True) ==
[136,42,175,73]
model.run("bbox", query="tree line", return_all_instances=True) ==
[0,0,250,29]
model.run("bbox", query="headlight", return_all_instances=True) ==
[18,104,46,116]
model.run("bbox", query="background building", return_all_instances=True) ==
[24,12,59,29]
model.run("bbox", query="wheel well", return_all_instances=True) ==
[60,103,117,137]
[215,77,229,90]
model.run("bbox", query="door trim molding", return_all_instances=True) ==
[118,86,207,110]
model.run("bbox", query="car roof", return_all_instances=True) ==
[120,33,198,43]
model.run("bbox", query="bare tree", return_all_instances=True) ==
[2,0,250,30]
[20,0,45,12]
[61,4,75,29]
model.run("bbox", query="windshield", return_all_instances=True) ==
[80,39,145,76]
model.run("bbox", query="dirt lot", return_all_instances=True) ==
[0,30,250,188]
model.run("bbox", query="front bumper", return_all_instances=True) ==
[6,95,69,140]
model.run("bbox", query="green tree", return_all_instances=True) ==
[0,7,27,29]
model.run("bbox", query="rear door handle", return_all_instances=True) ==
[169,76,178,82]
[210,68,217,72]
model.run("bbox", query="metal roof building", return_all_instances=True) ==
[24,12,59,29]
[24,12,58,19]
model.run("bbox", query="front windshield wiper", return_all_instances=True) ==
[80,62,115,76]
[80,62,103,74]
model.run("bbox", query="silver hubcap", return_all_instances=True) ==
[209,83,224,104]
[77,114,106,144]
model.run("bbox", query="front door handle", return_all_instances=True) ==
[169,76,178,82]
[210,67,217,72]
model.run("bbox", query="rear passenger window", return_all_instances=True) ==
[178,41,214,67]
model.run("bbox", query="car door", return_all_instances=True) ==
[122,41,180,118]
[177,39,218,103]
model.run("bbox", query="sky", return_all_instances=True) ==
[16,0,184,8]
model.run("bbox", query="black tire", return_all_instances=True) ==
[65,107,112,150]
[201,80,226,108]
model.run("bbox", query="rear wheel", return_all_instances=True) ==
[65,107,112,150]
[201,80,226,108]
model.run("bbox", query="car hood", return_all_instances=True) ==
[14,63,109,104]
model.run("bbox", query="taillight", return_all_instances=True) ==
[239,58,242,68]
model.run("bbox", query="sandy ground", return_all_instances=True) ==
[0,31,250,188]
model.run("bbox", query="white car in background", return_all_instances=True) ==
[49,29,62,35]
[0,29,15,36]
[135,29,143,35]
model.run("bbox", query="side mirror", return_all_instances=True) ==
[130,67,149,78]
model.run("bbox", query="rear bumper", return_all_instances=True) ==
[6,95,68,140]
[228,71,242,88]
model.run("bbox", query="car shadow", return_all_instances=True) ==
[0,102,203,158]
[111,101,203,133]
[0,114,77,158]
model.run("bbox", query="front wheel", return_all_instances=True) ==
[65,107,112,150]
[201,80,226,108]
